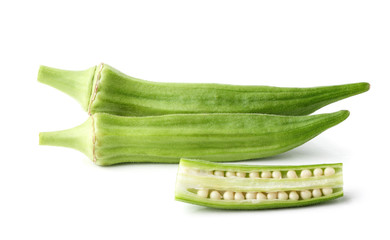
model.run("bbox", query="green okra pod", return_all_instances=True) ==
[38,63,369,116]
[39,110,349,166]
[175,158,343,210]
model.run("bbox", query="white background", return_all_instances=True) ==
[0,1,389,239]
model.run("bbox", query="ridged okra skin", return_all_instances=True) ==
[39,110,349,166]
[175,159,343,209]
[38,64,369,116]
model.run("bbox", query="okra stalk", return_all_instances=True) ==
[175,158,343,209]
[39,110,349,166]
[38,64,369,116]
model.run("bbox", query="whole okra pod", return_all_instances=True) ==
[38,63,369,116]
[39,110,349,166]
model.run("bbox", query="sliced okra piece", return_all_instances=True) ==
[175,159,343,210]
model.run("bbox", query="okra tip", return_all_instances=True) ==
[364,82,370,90]
[319,110,350,128]
[355,82,370,94]
[37,65,97,111]
[337,109,350,119]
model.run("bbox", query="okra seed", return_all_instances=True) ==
[322,188,333,196]
[267,192,277,200]
[300,190,312,200]
[234,192,245,200]
[200,188,329,201]
[313,168,323,177]
[214,170,224,177]
[226,171,236,177]
[249,172,260,178]
[210,190,222,200]
[324,167,335,176]
[246,192,257,200]
[312,189,322,198]
[272,171,282,179]
[289,191,299,200]
[197,189,209,198]
[278,191,288,200]
[236,172,246,178]
[256,192,267,200]
[223,191,234,200]
[261,171,272,178]
[287,170,298,179]
[300,169,312,178]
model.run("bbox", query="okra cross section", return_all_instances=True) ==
[175,159,343,209]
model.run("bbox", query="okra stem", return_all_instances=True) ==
[38,65,97,110]
[39,117,94,160]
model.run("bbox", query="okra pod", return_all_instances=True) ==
[39,110,349,166]
[175,158,343,209]
[38,64,369,116]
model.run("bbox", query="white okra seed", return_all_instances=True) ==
[226,171,236,177]
[249,172,260,178]
[261,171,272,178]
[234,192,245,200]
[236,172,246,178]
[246,192,257,200]
[300,169,312,178]
[300,190,312,200]
[324,167,336,176]
[197,189,209,198]
[322,188,333,196]
[278,191,288,200]
[267,192,277,200]
[256,192,267,200]
[287,170,298,179]
[192,169,200,175]
[223,191,234,200]
[214,170,224,177]
[313,168,323,177]
[210,190,222,200]
[312,189,322,198]
[289,191,299,200]
[272,171,282,179]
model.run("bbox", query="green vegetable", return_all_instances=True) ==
[175,158,343,209]
[38,63,369,116]
[39,110,349,166]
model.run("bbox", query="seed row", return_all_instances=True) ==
[197,188,334,201]
[209,167,335,179]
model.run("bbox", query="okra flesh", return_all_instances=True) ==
[38,64,369,116]
[39,111,349,166]
[175,159,343,209]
